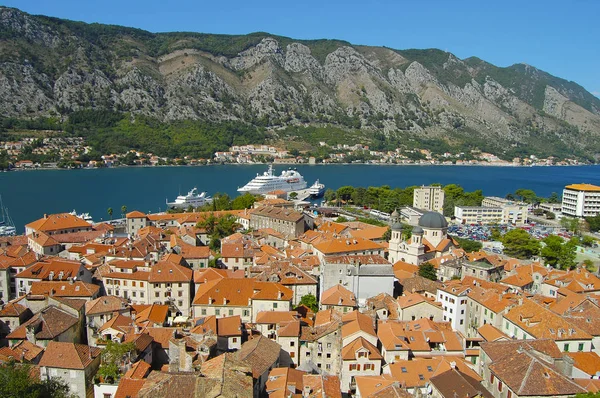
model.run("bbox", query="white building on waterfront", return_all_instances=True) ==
[562,183,600,218]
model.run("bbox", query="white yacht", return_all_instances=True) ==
[308,179,325,198]
[0,195,16,236]
[237,165,307,195]
[167,188,213,209]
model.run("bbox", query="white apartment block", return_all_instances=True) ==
[413,186,444,213]
[436,285,470,335]
[562,184,600,218]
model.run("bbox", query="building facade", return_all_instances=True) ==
[562,183,600,218]
[413,186,445,213]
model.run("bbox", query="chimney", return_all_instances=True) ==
[303,385,312,398]
[278,291,283,300]
[69,277,74,285]
[450,361,456,369]
[44,214,47,219]
[223,297,227,305]
[248,298,252,306]
[49,271,54,281]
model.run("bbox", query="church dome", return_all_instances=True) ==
[418,211,448,229]
[412,226,424,235]
[391,221,403,231]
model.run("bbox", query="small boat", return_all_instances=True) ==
[69,210,93,222]
[167,188,213,209]
[308,179,325,198]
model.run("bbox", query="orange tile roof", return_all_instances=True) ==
[388,357,481,389]
[314,237,384,255]
[126,211,147,218]
[193,278,292,306]
[133,304,169,327]
[26,213,92,233]
[123,360,151,379]
[567,352,600,376]
[217,315,242,337]
[39,341,101,370]
[566,183,600,192]
[266,367,306,398]
[342,310,376,339]
[321,284,356,307]
[85,295,129,315]
[342,336,382,360]
[115,378,146,398]
[504,298,592,340]
[15,258,83,280]
[393,260,419,279]
[29,280,99,298]
[255,311,299,325]
[148,261,193,283]
[478,324,510,342]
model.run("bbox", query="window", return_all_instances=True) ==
[201,309,207,315]
[290,352,295,358]
[232,337,237,343]
[579,343,584,352]
[243,310,249,317]
[306,351,310,357]
[498,381,503,392]
[401,367,407,373]
[155,292,159,298]
[418,374,424,381]
[140,292,144,298]
[132,292,136,297]
[490,374,494,383]
[140,282,144,287]
[132,281,136,287]
[70,370,77,379]
[178,291,183,297]
[215,309,220,316]
[460,319,464,325]
[564,343,569,352]
[273,303,278,309]
[427,366,433,372]
[364,364,373,371]
[326,353,331,359]
[290,341,295,347]
[357,351,367,358]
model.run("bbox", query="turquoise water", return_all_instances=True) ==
[1,164,599,233]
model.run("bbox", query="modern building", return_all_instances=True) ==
[454,206,504,225]
[562,183,600,218]
[481,197,528,225]
[413,185,445,213]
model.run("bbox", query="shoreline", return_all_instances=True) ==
[4,162,598,172]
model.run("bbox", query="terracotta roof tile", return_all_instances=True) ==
[29,280,99,298]
[38,341,101,370]
[321,284,356,307]
[26,213,91,233]
[236,335,281,378]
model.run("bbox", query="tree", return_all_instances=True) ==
[231,193,257,210]
[107,207,113,220]
[0,360,76,398]
[540,235,564,268]
[583,259,596,272]
[120,205,127,218]
[560,217,581,235]
[548,192,561,203]
[336,186,355,203]
[490,227,502,241]
[581,236,596,247]
[196,214,239,252]
[298,294,318,312]
[546,211,556,220]
[502,229,540,259]
[336,216,348,223]
[454,237,482,253]
[382,227,392,241]
[288,192,298,200]
[514,188,538,204]
[323,189,336,204]
[97,341,136,383]
[586,215,600,232]
[418,262,437,281]
[558,238,578,270]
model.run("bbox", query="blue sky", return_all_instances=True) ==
[3,0,598,96]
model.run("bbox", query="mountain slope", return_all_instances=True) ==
[1,6,599,161]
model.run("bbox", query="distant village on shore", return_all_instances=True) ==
[1,136,586,170]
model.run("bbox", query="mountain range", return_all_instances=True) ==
[1,6,600,160]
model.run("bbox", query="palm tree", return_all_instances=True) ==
[121,205,127,218]
[107,207,113,220]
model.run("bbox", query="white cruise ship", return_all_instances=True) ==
[237,165,307,195]
[167,188,213,209]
